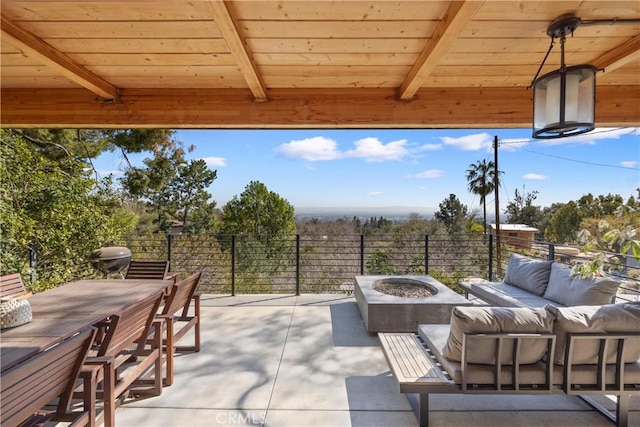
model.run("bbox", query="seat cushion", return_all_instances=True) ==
[442,306,555,365]
[503,254,552,296]
[543,263,619,306]
[546,302,640,364]
[464,281,561,308]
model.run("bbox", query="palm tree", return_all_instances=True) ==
[466,159,497,234]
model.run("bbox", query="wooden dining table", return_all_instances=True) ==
[0,279,171,372]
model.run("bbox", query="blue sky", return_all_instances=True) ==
[95,127,640,215]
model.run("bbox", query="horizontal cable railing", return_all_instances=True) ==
[19,232,640,301]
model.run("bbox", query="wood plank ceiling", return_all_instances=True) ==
[0,0,639,129]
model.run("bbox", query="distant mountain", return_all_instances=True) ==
[295,206,436,221]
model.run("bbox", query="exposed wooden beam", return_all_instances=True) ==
[0,15,118,100]
[207,0,267,101]
[399,1,483,100]
[2,86,638,128]
[591,34,640,74]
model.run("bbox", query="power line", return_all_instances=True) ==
[507,146,639,170]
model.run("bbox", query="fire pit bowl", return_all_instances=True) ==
[90,246,132,276]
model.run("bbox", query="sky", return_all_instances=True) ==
[94,127,640,215]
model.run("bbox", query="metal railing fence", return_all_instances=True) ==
[18,232,640,300]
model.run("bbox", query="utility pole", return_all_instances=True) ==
[493,135,502,278]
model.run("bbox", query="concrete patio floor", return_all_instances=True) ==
[116,295,639,427]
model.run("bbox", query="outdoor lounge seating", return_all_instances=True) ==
[1,327,97,427]
[460,253,621,308]
[80,291,165,427]
[155,271,202,386]
[380,303,640,427]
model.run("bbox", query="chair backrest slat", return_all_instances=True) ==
[161,272,202,317]
[0,327,96,427]
[125,261,170,280]
[98,292,164,357]
[0,273,29,299]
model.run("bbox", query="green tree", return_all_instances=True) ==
[121,150,217,233]
[434,194,468,234]
[466,159,497,234]
[504,186,544,226]
[0,130,137,290]
[9,129,177,163]
[545,201,581,243]
[221,181,295,238]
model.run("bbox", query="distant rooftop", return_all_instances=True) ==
[490,224,539,233]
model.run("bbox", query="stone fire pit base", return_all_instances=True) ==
[354,275,472,333]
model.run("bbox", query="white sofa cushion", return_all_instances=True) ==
[503,254,552,296]
[546,302,640,364]
[442,306,555,365]
[543,263,619,306]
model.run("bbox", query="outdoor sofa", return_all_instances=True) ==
[380,254,639,427]
[459,253,622,308]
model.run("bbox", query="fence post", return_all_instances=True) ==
[231,235,236,296]
[360,234,365,275]
[488,234,494,281]
[29,244,37,283]
[424,235,429,275]
[166,234,173,264]
[548,243,555,261]
[295,234,300,295]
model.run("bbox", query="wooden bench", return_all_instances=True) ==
[155,271,202,386]
[379,333,458,427]
[81,291,165,427]
[0,273,31,299]
[1,327,97,427]
[380,328,640,427]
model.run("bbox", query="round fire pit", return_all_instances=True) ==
[373,278,436,298]
[90,246,131,276]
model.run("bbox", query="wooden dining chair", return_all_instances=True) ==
[81,291,165,427]
[0,273,31,299]
[124,260,177,282]
[156,271,202,386]
[1,327,97,427]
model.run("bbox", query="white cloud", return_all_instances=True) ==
[414,143,443,152]
[537,127,639,146]
[621,160,638,168]
[202,156,226,167]
[344,137,408,162]
[367,191,383,197]
[412,169,444,179]
[440,132,493,151]
[523,173,548,180]
[275,136,340,161]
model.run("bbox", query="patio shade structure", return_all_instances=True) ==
[0,1,638,129]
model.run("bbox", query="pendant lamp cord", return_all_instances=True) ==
[528,36,556,89]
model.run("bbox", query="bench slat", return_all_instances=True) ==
[379,333,454,388]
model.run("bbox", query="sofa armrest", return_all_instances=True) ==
[461,332,556,392]
[564,332,640,395]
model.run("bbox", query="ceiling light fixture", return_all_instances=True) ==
[530,15,599,140]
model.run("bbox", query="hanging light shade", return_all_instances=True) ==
[531,15,598,140]
[532,64,598,139]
